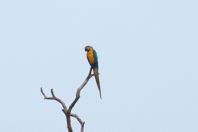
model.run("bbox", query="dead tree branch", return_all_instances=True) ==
[40,68,94,132]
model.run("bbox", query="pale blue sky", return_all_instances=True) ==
[0,0,198,132]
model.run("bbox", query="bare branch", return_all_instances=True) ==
[68,68,94,113]
[40,88,68,112]
[70,113,85,132]
[40,68,94,132]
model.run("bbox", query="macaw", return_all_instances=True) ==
[85,46,102,99]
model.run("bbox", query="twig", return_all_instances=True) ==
[40,68,94,132]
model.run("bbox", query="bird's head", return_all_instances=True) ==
[85,46,92,52]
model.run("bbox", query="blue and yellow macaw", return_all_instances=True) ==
[85,46,102,99]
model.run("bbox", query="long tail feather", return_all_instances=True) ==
[93,68,102,99]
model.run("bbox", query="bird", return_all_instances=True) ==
[85,46,102,99]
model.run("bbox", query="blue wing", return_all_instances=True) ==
[93,50,98,70]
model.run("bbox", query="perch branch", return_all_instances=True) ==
[68,68,93,113]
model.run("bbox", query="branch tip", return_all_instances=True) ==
[51,89,55,97]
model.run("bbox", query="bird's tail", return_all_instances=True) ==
[93,68,102,99]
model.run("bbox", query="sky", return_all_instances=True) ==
[0,0,198,132]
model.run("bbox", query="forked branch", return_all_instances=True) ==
[40,68,94,132]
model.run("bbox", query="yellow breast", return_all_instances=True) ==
[87,48,95,64]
